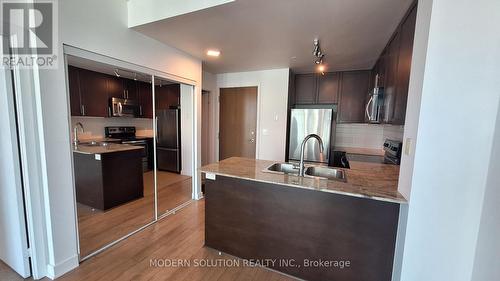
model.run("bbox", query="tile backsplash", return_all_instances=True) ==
[335,123,404,150]
[71,116,154,140]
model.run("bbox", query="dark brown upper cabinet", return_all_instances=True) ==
[67,66,153,118]
[382,32,401,124]
[294,74,317,104]
[78,68,109,117]
[294,73,340,105]
[106,75,125,100]
[107,76,138,100]
[155,84,180,111]
[317,72,340,104]
[393,5,417,125]
[338,71,371,123]
[67,66,82,116]
[374,2,417,125]
[137,81,153,118]
[123,79,138,100]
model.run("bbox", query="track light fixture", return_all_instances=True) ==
[313,39,326,74]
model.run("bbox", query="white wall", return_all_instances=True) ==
[400,0,500,280]
[202,71,218,164]
[35,0,202,278]
[471,98,500,280]
[180,84,194,176]
[216,69,290,161]
[397,0,432,200]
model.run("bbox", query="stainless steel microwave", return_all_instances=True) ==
[110,97,139,117]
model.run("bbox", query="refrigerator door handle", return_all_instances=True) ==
[176,110,179,148]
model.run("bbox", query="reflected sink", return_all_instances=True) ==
[265,163,299,175]
[80,141,110,147]
[305,166,346,182]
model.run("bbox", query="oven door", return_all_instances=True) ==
[122,140,149,171]
[111,98,138,117]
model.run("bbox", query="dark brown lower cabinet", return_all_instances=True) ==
[73,150,144,210]
[205,176,400,281]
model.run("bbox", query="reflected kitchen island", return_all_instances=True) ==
[201,157,406,281]
[73,143,144,210]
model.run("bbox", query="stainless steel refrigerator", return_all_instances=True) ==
[288,108,334,164]
[156,109,181,172]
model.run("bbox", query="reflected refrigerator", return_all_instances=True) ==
[288,108,334,164]
[156,109,181,173]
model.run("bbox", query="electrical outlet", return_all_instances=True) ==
[206,173,216,180]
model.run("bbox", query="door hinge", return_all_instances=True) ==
[24,248,31,258]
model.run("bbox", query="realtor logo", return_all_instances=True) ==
[1,0,58,68]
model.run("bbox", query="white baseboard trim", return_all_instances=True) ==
[195,191,204,200]
[46,255,79,280]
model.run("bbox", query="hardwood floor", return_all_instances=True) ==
[78,171,191,258]
[62,200,296,281]
[1,200,295,281]
[0,260,28,281]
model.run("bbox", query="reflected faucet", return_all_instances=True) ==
[299,134,324,177]
[73,122,84,146]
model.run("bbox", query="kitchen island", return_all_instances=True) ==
[73,143,145,210]
[201,157,406,281]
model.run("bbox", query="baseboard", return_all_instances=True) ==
[195,191,204,200]
[46,255,79,280]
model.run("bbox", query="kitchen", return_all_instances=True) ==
[199,3,416,280]
[1,0,498,281]
[66,55,193,259]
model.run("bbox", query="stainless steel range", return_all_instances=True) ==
[383,139,403,165]
[105,126,152,171]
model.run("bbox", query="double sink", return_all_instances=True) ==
[79,141,110,147]
[264,163,347,182]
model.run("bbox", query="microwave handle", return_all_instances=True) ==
[365,96,374,121]
[118,102,123,116]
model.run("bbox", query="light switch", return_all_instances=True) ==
[95,154,101,160]
[404,138,412,156]
[262,129,269,136]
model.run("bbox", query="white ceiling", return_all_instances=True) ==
[132,0,414,74]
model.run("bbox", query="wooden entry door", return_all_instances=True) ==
[219,87,257,160]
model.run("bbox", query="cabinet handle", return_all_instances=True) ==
[123,89,126,99]
[81,105,85,116]
[108,106,111,117]
[139,105,143,116]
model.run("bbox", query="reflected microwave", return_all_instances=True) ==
[110,97,139,117]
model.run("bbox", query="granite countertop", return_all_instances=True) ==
[73,143,144,155]
[200,157,406,204]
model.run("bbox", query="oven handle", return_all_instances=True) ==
[122,140,146,144]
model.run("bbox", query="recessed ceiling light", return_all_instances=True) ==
[207,50,220,57]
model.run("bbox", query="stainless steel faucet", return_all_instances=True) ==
[299,134,324,176]
[73,122,84,146]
